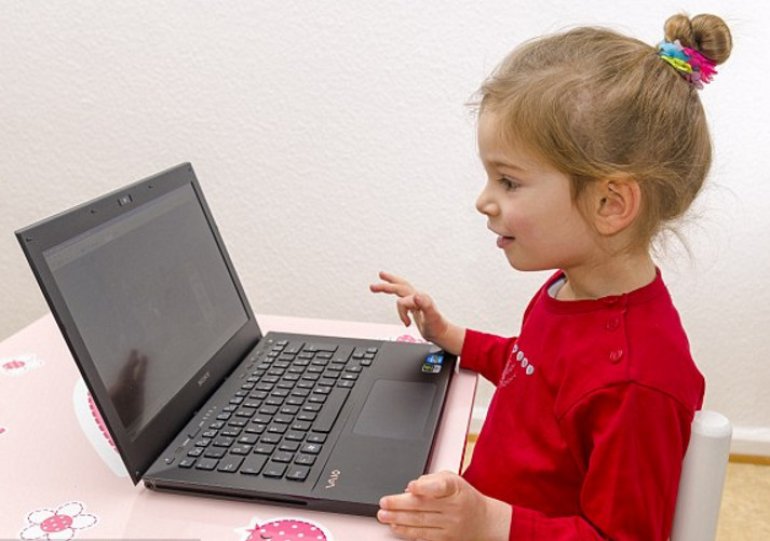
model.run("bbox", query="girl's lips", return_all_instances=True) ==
[497,235,515,248]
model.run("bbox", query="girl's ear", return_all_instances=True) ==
[593,177,642,236]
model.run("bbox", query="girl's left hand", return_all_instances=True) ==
[377,471,511,541]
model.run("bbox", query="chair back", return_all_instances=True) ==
[670,410,732,541]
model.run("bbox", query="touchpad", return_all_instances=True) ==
[353,380,436,440]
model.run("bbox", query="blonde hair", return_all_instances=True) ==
[477,14,733,249]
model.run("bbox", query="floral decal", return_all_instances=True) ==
[0,354,43,376]
[237,516,332,541]
[19,501,97,540]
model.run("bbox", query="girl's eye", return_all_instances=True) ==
[498,177,520,191]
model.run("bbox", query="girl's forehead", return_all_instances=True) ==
[477,112,548,173]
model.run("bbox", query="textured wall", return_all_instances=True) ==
[1,1,768,452]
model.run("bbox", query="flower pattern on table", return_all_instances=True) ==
[392,334,427,344]
[19,501,97,540]
[72,378,127,477]
[0,354,43,376]
[237,516,333,541]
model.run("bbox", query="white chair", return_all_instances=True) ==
[670,410,732,541]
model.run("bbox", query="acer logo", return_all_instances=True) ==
[325,469,341,489]
[197,371,210,387]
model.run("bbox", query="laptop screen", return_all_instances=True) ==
[42,184,249,440]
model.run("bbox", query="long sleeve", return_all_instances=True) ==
[459,329,517,386]
[507,383,694,540]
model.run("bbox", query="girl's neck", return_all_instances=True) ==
[556,252,657,301]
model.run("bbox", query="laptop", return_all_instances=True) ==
[15,163,455,516]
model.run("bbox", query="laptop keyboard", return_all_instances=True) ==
[177,339,377,482]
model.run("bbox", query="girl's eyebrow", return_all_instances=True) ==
[486,158,527,172]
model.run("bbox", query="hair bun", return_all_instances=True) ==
[664,13,732,65]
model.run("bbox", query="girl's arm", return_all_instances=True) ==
[505,383,693,540]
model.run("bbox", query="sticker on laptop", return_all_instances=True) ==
[422,353,444,374]
[0,354,43,376]
[73,378,128,478]
[18,501,98,540]
[237,516,333,541]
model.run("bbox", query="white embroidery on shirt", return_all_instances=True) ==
[500,343,536,387]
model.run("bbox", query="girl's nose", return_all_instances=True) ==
[476,186,499,217]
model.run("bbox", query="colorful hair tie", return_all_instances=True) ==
[657,40,718,89]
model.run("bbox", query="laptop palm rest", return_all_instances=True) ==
[311,379,441,508]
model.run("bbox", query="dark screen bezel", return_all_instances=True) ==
[15,163,261,483]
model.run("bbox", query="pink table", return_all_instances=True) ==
[0,314,477,541]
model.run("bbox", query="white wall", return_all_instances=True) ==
[2,1,768,454]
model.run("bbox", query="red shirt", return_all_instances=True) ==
[461,270,704,540]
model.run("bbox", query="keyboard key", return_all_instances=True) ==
[279,441,301,452]
[273,451,294,463]
[303,402,322,413]
[195,458,219,471]
[204,447,227,459]
[254,443,276,455]
[179,458,196,468]
[241,454,268,476]
[263,462,288,478]
[238,434,259,445]
[291,421,312,432]
[300,442,323,455]
[268,423,288,434]
[295,453,317,466]
[307,433,327,444]
[218,456,244,473]
[260,433,281,444]
[286,466,311,481]
[187,447,204,457]
[213,437,235,447]
[284,343,303,354]
[230,445,252,455]
[284,431,306,442]
[246,424,267,435]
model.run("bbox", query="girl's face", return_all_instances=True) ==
[475,112,600,272]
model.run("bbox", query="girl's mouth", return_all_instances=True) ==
[497,235,515,248]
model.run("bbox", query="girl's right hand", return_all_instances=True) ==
[370,271,464,355]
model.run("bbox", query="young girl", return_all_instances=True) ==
[370,13,732,541]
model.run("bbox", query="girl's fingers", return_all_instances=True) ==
[407,473,458,499]
[378,270,409,285]
[397,296,419,327]
[369,282,408,296]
